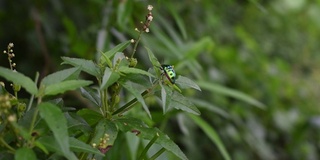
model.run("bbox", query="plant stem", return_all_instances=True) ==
[27,72,39,111]
[138,133,159,160]
[0,137,15,152]
[149,148,166,160]
[131,31,143,58]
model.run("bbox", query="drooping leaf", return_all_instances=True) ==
[41,67,81,86]
[38,102,77,160]
[120,81,151,118]
[160,83,172,114]
[188,114,231,160]
[115,117,188,160]
[170,92,200,115]
[100,67,120,90]
[80,87,101,107]
[15,148,37,160]
[69,137,104,156]
[0,67,38,95]
[197,81,266,109]
[61,57,100,77]
[118,66,155,78]
[44,80,92,96]
[176,75,201,91]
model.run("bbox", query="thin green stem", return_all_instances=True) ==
[27,72,39,111]
[138,133,159,160]
[0,137,15,152]
[29,108,39,134]
[131,31,143,58]
[149,148,166,160]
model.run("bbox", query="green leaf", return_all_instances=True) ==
[170,92,200,115]
[41,67,81,86]
[184,37,214,59]
[176,75,201,91]
[100,40,131,63]
[197,81,266,109]
[188,114,231,160]
[91,119,118,149]
[160,83,172,114]
[38,102,77,160]
[15,147,37,160]
[0,67,38,95]
[69,137,104,156]
[115,117,188,160]
[61,57,100,77]
[77,108,103,126]
[120,81,151,118]
[44,80,92,96]
[80,87,101,107]
[118,66,155,78]
[100,67,120,90]
[145,47,161,76]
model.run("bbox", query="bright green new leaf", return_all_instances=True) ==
[44,80,92,96]
[0,67,38,95]
[115,117,188,160]
[145,47,161,76]
[15,147,37,160]
[38,102,77,160]
[100,40,131,63]
[197,81,266,109]
[120,81,151,118]
[101,67,120,90]
[170,92,200,115]
[41,67,81,86]
[188,114,231,160]
[176,75,201,91]
[61,57,100,77]
[69,137,104,156]
[118,66,155,78]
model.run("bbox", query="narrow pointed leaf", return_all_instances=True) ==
[105,40,131,58]
[61,57,100,77]
[120,81,151,118]
[115,117,188,160]
[0,67,37,95]
[80,87,101,107]
[160,83,172,114]
[145,47,161,76]
[170,92,200,115]
[197,81,265,109]
[188,114,231,160]
[38,102,77,160]
[176,75,201,91]
[118,66,155,78]
[41,67,81,86]
[44,80,92,96]
[101,67,120,90]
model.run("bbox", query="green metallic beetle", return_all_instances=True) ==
[160,65,176,84]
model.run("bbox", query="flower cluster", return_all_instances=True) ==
[3,43,16,71]
[92,133,112,154]
[134,5,154,33]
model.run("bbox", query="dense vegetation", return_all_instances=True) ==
[1,0,320,159]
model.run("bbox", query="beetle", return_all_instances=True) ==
[160,65,176,84]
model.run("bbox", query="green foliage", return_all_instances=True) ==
[1,0,319,159]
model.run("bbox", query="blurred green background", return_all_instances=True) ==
[1,0,320,159]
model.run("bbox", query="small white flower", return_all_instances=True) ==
[147,5,153,11]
